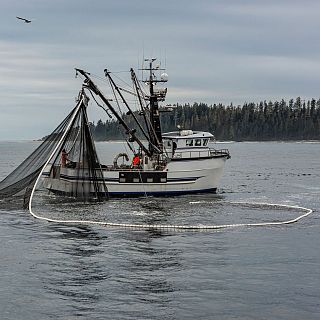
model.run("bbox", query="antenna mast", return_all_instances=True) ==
[140,58,168,153]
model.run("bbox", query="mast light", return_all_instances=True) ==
[161,73,168,82]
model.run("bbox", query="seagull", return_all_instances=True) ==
[16,16,32,23]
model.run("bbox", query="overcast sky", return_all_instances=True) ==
[1,0,320,139]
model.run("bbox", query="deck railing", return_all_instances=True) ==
[172,148,230,160]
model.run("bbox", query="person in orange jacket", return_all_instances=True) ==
[61,149,69,167]
[132,154,141,168]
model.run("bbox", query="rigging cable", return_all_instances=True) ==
[107,75,136,155]
[87,89,113,119]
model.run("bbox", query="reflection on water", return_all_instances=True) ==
[35,224,189,319]
[34,223,231,319]
[39,226,108,317]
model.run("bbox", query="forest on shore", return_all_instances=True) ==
[91,97,320,141]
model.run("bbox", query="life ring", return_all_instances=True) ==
[113,153,129,168]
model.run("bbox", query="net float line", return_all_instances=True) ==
[28,200,313,231]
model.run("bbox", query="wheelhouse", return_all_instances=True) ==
[162,130,223,160]
[163,130,213,148]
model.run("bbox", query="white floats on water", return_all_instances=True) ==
[28,200,313,231]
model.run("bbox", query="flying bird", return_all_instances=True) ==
[16,16,32,23]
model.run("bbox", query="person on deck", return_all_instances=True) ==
[61,149,69,167]
[172,141,177,156]
[132,154,141,168]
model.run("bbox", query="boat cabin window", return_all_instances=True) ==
[203,139,209,146]
[186,139,193,146]
[195,139,202,146]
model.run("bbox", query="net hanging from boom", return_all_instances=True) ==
[0,90,108,208]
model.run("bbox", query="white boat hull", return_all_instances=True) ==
[44,156,228,197]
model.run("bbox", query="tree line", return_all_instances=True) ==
[91,97,320,141]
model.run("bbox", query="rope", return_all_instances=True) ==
[28,201,313,231]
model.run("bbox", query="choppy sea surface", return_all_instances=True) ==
[0,141,319,320]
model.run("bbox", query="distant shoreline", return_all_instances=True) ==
[92,139,320,144]
[1,139,319,143]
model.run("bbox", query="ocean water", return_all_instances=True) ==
[0,141,319,320]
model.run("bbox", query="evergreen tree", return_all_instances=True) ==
[91,98,320,141]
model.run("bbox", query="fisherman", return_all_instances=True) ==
[172,141,177,155]
[61,149,69,167]
[132,153,141,168]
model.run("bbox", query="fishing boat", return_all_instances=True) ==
[0,59,230,204]
[43,59,230,197]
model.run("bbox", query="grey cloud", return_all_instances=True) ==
[1,0,320,139]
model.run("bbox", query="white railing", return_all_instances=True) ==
[172,148,230,160]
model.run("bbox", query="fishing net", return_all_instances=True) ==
[0,90,108,208]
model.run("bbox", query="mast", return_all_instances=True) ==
[130,68,161,155]
[140,58,168,153]
[130,68,152,139]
